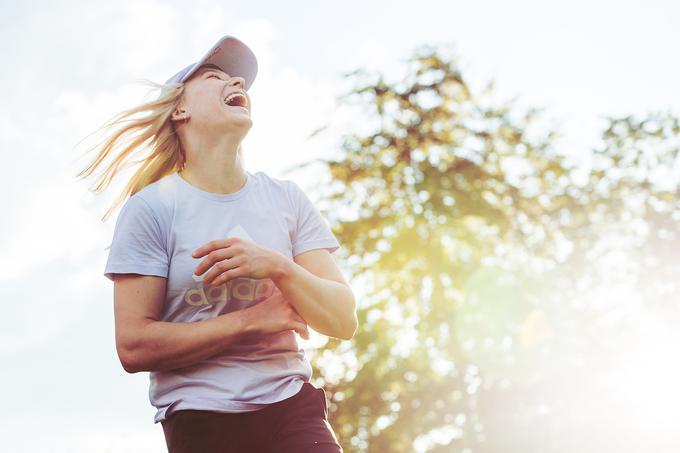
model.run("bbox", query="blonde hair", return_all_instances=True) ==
[75,79,186,222]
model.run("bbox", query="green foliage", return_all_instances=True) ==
[288,44,680,452]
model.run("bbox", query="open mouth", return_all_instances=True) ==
[223,92,249,112]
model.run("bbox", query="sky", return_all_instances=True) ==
[1,0,678,451]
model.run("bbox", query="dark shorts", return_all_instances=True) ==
[160,382,344,453]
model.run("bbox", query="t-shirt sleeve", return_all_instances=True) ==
[288,181,340,257]
[103,194,169,282]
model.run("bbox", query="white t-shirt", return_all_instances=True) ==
[104,170,340,424]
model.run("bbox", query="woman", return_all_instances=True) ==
[77,35,356,453]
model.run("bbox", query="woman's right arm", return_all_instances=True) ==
[113,273,254,373]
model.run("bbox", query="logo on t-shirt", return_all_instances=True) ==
[183,277,275,307]
[181,223,275,308]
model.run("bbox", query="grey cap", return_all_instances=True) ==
[161,35,258,96]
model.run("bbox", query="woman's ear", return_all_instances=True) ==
[171,106,190,123]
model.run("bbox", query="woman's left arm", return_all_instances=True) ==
[271,249,357,340]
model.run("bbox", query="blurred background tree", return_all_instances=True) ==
[286,43,680,453]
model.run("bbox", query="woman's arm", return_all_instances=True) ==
[271,250,357,340]
[125,312,251,373]
[114,273,251,373]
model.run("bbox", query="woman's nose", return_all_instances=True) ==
[230,77,246,89]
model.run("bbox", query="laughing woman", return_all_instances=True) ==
[77,35,356,453]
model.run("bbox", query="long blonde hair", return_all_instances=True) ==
[75,79,188,222]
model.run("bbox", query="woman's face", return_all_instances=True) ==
[175,64,252,135]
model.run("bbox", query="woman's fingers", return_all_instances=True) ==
[211,267,248,286]
[194,248,230,275]
[192,238,236,259]
[203,256,245,284]
[294,323,310,340]
[195,244,246,280]
[259,286,310,339]
[291,311,310,339]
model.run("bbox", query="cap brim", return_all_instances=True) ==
[167,35,258,91]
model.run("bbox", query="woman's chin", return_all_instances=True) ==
[220,115,253,131]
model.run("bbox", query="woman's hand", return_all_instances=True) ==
[192,237,286,285]
[242,286,310,340]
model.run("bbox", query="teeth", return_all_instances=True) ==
[223,92,248,109]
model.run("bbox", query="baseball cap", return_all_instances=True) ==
[160,35,258,96]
